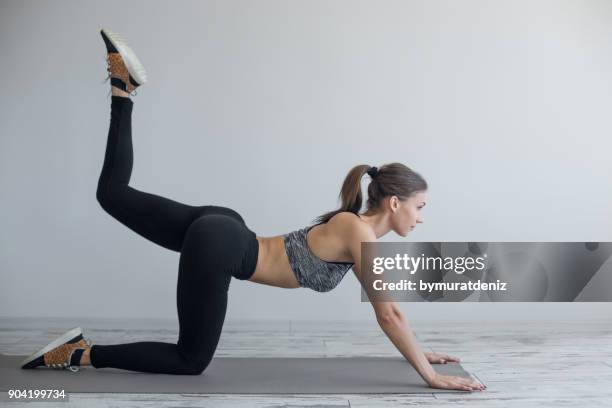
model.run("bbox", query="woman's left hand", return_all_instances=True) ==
[424,351,460,364]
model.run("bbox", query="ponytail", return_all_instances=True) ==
[313,164,373,224]
[313,162,428,225]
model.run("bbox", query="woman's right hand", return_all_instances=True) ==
[427,373,486,392]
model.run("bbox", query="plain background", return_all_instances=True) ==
[1,0,611,322]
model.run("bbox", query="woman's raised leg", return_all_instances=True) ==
[96,95,245,252]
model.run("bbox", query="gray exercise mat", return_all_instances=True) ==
[0,354,478,394]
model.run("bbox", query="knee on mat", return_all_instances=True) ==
[177,347,212,375]
[181,357,211,376]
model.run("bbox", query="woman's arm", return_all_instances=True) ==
[345,221,484,391]
[375,302,436,383]
[375,301,483,391]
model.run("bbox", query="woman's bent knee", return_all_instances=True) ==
[96,182,127,215]
[178,354,212,375]
[96,180,117,211]
[96,188,114,215]
[190,364,208,375]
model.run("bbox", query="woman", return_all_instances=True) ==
[20,29,484,392]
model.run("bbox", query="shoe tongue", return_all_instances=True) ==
[70,349,85,366]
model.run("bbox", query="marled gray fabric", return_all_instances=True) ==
[283,224,354,292]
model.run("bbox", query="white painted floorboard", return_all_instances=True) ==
[1,318,611,407]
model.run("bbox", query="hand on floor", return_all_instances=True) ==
[424,351,460,364]
[428,373,486,392]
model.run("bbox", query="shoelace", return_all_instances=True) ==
[101,54,139,98]
[47,337,93,373]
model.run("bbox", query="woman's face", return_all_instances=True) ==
[390,191,427,237]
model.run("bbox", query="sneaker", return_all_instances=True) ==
[101,28,147,95]
[20,327,92,373]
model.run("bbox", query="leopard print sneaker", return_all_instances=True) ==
[21,327,92,373]
[101,28,147,95]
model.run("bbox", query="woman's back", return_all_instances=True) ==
[248,212,362,289]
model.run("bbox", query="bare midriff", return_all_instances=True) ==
[248,236,301,288]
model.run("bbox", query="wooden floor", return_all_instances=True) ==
[1,317,611,407]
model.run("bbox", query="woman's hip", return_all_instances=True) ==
[180,212,258,281]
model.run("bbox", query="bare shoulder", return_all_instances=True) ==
[327,212,376,243]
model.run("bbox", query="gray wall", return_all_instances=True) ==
[1,0,611,322]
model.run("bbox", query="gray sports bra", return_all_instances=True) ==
[283,223,354,292]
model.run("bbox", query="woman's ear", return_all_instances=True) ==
[389,196,400,212]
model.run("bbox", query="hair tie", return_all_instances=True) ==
[367,166,379,179]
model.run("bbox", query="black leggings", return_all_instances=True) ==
[90,96,259,375]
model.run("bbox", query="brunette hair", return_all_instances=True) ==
[313,163,428,224]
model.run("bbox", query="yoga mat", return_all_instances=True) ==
[0,354,479,394]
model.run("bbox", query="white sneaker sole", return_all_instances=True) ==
[20,327,82,368]
[101,28,148,85]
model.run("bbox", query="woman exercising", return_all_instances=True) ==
[20,29,484,392]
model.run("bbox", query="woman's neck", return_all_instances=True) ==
[358,211,391,239]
